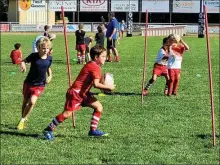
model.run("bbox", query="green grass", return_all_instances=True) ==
[1,33,219,164]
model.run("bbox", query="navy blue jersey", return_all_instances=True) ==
[95,32,105,47]
[24,53,52,86]
[75,30,85,45]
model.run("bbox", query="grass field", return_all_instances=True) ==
[1,33,219,164]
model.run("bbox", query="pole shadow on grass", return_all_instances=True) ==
[195,134,219,148]
[92,92,165,97]
[92,92,141,96]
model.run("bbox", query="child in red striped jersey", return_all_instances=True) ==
[167,34,189,96]
[43,44,115,140]
[143,37,169,96]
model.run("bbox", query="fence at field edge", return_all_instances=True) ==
[0,22,219,35]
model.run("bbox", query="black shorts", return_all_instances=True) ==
[107,39,116,49]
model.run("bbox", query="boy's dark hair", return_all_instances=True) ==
[14,43,21,50]
[90,44,106,60]
[44,25,50,31]
[163,37,168,44]
[97,25,103,32]
[109,12,115,17]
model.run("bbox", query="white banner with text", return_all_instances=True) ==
[80,0,107,12]
[142,0,169,13]
[111,0,139,12]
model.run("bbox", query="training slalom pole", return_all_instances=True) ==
[141,9,148,104]
[203,5,216,146]
[61,6,76,128]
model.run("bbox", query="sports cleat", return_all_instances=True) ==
[88,129,108,137]
[164,89,168,95]
[43,130,54,141]
[172,92,177,96]
[17,120,25,130]
[142,89,148,96]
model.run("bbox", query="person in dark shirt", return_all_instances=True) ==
[95,24,105,47]
[75,24,86,64]
[84,36,93,62]
[17,37,53,130]
[43,25,50,37]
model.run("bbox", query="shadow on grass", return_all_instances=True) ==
[196,134,219,139]
[92,92,141,96]
[195,134,220,148]
[0,130,40,138]
[92,92,166,97]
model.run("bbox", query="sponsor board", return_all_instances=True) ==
[0,24,10,32]
[51,24,92,32]
[19,0,46,11]
[204,0,219,13]
[142,0,169,13]
[173,0,200,13]
[80,0,107,12]
[111,0,138,12]
[11,24,37,31]
[49,0,77,11]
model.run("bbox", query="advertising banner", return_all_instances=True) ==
[49,0,77,11]
[80,0,107,12]
[173,0,200,13]
[19,0,46,11]
[142,0,169,13]
[11,24,37,31]
[51,24,92,32]
[204,0,219,13]
[0,24,10,32]
[111,0,138,12]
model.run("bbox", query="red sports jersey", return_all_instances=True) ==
[171,44,185,56]
[10,50,22,64]
[70,61,101,98]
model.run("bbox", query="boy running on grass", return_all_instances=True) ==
[43,44,115,140]
[167,34,189,96]
[17,37,53,130]
[143,37,170,96]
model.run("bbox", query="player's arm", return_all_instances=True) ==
[180,38,189,51]
[46,67,52,84]
[20,53,33,72]
[101,16,108,28]
[93,79,115,91]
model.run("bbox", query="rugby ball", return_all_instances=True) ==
[173,34,181,42]
[49,34,56,40]
[100,73,114,93]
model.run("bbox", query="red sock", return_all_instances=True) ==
[115,55,120,61]
[90,111,101,131]
[47,113,66,131]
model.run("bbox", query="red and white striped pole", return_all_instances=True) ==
[203,5,216,146]
[61,6,76,128]
[141,9,148,104]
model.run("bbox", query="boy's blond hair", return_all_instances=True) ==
[36,37,52,49]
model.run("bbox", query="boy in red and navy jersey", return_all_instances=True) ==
[75,24,86,64]
[43,44,115,140]
[143,37,170,96]
[17,37,53,130]
[10,43,23,65]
